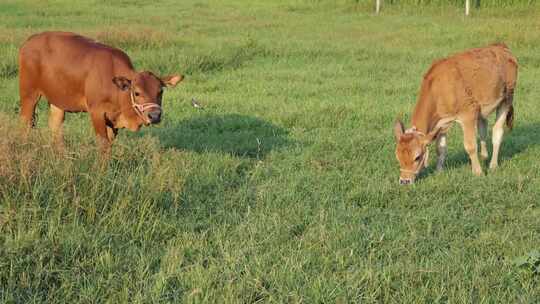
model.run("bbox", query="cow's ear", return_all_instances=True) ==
[112,76,132,91]
[161,74,184,88]
[393,119,405,142]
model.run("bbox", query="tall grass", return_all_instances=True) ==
[2,0,540,302]
[378,0,535,7]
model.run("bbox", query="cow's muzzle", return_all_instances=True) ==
[129,91,162,125]
[147,110,161,124]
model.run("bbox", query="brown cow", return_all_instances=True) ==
[18,31,184,151]
[394,43,518,184]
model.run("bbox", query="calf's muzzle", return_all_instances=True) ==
[147,110,161,124]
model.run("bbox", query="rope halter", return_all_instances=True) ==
[129,89,162,125]
[399,126,429,175]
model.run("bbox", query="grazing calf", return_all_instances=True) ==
[394,43,518,184]
[19,31,184,152]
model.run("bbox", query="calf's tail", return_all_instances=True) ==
[506,104,514,131]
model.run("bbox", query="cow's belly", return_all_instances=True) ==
[37,74,88,112]
[474,79,506,118]
[479,96,504,118]
[41,87,88,112]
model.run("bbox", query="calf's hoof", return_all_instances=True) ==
[472,167,483,176]
[480,151,489,160]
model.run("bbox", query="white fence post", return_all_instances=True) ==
[465,0,470,16]
[376,0,381,14]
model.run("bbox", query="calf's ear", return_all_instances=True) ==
[112,76,132,91]
[161,74,184,88]
[393,119,405,142]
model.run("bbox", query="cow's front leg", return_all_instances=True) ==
[435,133,447,171]
[107,126,118,142]
[48,104,65,151]
[90,111,112,155]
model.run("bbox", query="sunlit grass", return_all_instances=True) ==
[1,0,540,302]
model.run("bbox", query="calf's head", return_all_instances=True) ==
[393,120,438,185]
[113,72,184,125]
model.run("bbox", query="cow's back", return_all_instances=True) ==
[19,31,133,112]
[420,44,517,117]
[452,44,516,102]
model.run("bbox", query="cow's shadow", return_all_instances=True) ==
[422,122,540,175]
[136,113,291,159]
[116,113,291,220]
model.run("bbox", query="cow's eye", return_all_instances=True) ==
[414,154,423,162]
[135,92,140,97]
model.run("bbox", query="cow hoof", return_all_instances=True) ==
[472,168,483,176]
[480,152,489,160]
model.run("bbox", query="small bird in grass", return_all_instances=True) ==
[191,98,204,109]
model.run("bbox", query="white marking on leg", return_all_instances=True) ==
[490,107,508,169]
[478,117,488,160]
[439,135,446,147]
[436,134,447,171]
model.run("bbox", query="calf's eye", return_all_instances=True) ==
[135,92,140,97]
[414,154,423,162]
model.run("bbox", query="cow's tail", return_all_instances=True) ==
[506,104,514,131]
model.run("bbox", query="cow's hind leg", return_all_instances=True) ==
[461,113,483,176]
[490,103,511,170]
[19,88,41,130]
[477,116,489,160]
[48,104,65,150]
[19,60,42,130]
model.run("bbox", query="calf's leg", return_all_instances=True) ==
[477,117,489,160]
[106,126,118,142]
[90,111,112,154]
[48,104,65,149]
[436,133,447,171]
[490,103,511,170]
[461,115,483,176]
[19,89,41,129]
[19,62,41,130]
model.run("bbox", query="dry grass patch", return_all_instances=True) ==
[0,113,185,209]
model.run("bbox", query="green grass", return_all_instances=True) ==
[2,0,540,302]
[379,0,536,7]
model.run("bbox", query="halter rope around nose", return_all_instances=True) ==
[129,90,162,124]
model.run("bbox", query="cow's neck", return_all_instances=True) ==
[410,92,438,139]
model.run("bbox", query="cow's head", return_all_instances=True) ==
[113,71,184,126]
[393,120,438,185]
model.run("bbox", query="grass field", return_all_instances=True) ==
[1,0,540,302]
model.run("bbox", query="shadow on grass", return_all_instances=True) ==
[141,113,292,159]
[419,122,540,178]
[111,113,292,224]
